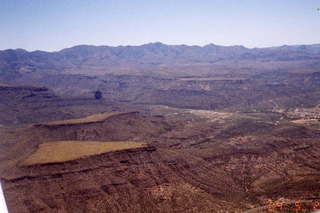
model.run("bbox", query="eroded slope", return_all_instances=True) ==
[1,108,320,212]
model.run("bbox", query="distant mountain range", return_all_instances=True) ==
[1,42,320,113]
[1,43,320,77]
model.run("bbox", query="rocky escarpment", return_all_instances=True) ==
[0,84,56,101]
[95,73,320,110]
[28,112,171,143]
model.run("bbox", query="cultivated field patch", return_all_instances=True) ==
[20,141,147,166]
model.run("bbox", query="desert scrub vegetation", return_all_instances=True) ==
[33,112,132,126]
[82,183,242,213]
[20,141,146,166]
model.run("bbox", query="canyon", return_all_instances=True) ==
[1,43,320,212]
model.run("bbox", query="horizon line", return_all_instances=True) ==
[1,41,320,53]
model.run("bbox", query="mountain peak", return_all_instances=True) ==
[204,43,219,48]
[143,42,167,47]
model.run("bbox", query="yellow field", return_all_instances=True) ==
[34,112,129,126]
[20,141,147,166]
[178,77,247,81]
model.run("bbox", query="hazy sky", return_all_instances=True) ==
[1,0,320,51]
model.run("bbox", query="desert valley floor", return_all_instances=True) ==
[0,83,320,213]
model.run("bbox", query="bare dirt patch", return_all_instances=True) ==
[186,109,232,123]
[33,112,134,127]
[291,119,319,125]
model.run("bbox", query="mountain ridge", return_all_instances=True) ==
[1,42,320,77]
[3,42,320,52]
